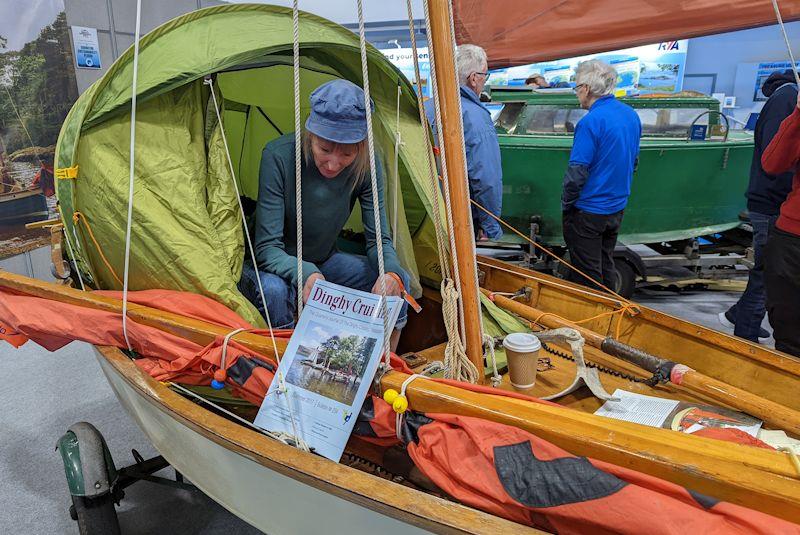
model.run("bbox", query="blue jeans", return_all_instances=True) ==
[726,211,776,341]
[238,252,409,330]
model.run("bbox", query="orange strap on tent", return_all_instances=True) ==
[55,165,79,179]
[72,211,123,286]
[387,272,422,314]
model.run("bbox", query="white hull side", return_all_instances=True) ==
[96,350,432,535]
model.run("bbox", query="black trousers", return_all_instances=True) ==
[562,209,624,290]
[765,225,800,357]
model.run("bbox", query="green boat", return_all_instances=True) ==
[489,89,754,247]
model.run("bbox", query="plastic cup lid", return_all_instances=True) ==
[502,333,541,353]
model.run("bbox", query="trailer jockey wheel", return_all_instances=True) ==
[613,260,636,299]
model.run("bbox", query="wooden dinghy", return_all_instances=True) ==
[6,1,800,533]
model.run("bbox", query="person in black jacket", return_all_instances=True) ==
[719,70,797,343]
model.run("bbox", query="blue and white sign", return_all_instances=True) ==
[487,40,689,97]
[71,26,101,70]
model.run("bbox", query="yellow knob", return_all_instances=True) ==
[383,389,399,405]
[392,395,409,414]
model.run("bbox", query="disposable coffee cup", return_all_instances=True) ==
[502,333,542,391]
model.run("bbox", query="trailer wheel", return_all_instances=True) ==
[613,260,636,298]
[71,494,121,535]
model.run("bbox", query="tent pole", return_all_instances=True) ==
[427,0,485,380]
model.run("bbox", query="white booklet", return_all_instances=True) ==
[595,389,762,437]
[255,279,402,461]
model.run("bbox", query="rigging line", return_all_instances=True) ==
[392,82,401,240]
[205,78,281,363]
[292,0,304,316]
[1,85,45,169]
[121,0,143,352]
[771,0,800,86]
[255,106,285,136]
[404,0,453,279]
[408,0,473,383]
[59,210,86,291]
[467,192,634,305]
[238,105,251,174]
[356,0,392,363]
[422,0,467,347]
[446,0,485,347]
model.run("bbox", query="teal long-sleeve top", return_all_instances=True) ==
[254,134,404,287]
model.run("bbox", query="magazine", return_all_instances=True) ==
[255,279,402,461]
[595,389,762,437]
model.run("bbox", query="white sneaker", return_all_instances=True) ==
[718,311,735,330]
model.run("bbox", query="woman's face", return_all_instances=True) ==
[311,135,359,179]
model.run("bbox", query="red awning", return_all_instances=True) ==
[452,0,800,68]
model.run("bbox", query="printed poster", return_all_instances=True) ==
[255,280,402,461]
[71,26,101,69]
[381,47,431,97]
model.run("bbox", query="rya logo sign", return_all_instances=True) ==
[657,41,680,51]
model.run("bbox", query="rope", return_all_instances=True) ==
[468,192,633,304]
[529,302,640,341]
[292,0,305,316]
[441,278,479,383]
[395,373,425,440]
[72,212,122,286]
[60,222,86,291]
[169,382,309,450]
[778,446,800,476]
[483,334,502,387]
[422,0,467,346]
[445,0,486,347]
[356,0,391,364]
[204,78,281,363]
[121,0,143,352]
[771,0,800,85]
[220,328,246,371]
[391,82,402,240]
[1,85,45,169]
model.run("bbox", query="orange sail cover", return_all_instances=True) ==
[452,0,800,68]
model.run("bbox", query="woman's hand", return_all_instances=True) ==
[371,273,403,297]
[303,273,326,303]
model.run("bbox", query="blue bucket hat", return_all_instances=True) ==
[305,79,370,144]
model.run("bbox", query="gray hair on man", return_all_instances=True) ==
[574,59,618,96]
[456,44,488,86]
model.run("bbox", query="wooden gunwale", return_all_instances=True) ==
[3,271,800,522]
[95,345,531,534]
[477,256,800,410]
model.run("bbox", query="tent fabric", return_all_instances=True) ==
[55,4,442,327]
[403,413,799,534]
[452,0,800,69]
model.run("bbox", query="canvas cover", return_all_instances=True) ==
[55,4,446,327]
[452,0,800,68]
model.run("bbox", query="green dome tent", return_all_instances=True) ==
[55,4,444,327]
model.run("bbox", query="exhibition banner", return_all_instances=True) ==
[381,47,430,97]
[753,61,800,101]
[71,26,101,69]
[487,40,689,96]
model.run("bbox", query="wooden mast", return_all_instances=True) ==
[427,0,485,380]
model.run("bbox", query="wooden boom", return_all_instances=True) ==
[1,270,798,522]
[485,289,800,437]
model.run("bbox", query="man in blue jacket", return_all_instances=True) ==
[561,59,641,290]
[425,44,503,241]
[718,70,797,342]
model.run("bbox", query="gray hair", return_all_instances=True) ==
[456,44,488,86]
[574,59,618,97]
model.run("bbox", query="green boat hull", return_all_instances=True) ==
[491,91,754,245]
[499,135,753,245]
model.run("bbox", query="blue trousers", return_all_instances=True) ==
[726,211,776,341]
[239,251,409,330]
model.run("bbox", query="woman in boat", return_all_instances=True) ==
[239,79,410,346]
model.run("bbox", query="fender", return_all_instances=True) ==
[56,422,118,497]
[613,245,647,280]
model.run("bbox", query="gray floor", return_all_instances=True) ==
[0,284,772,534]
[0,340,262,534]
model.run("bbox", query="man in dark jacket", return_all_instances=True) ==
[718,70,796,343]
